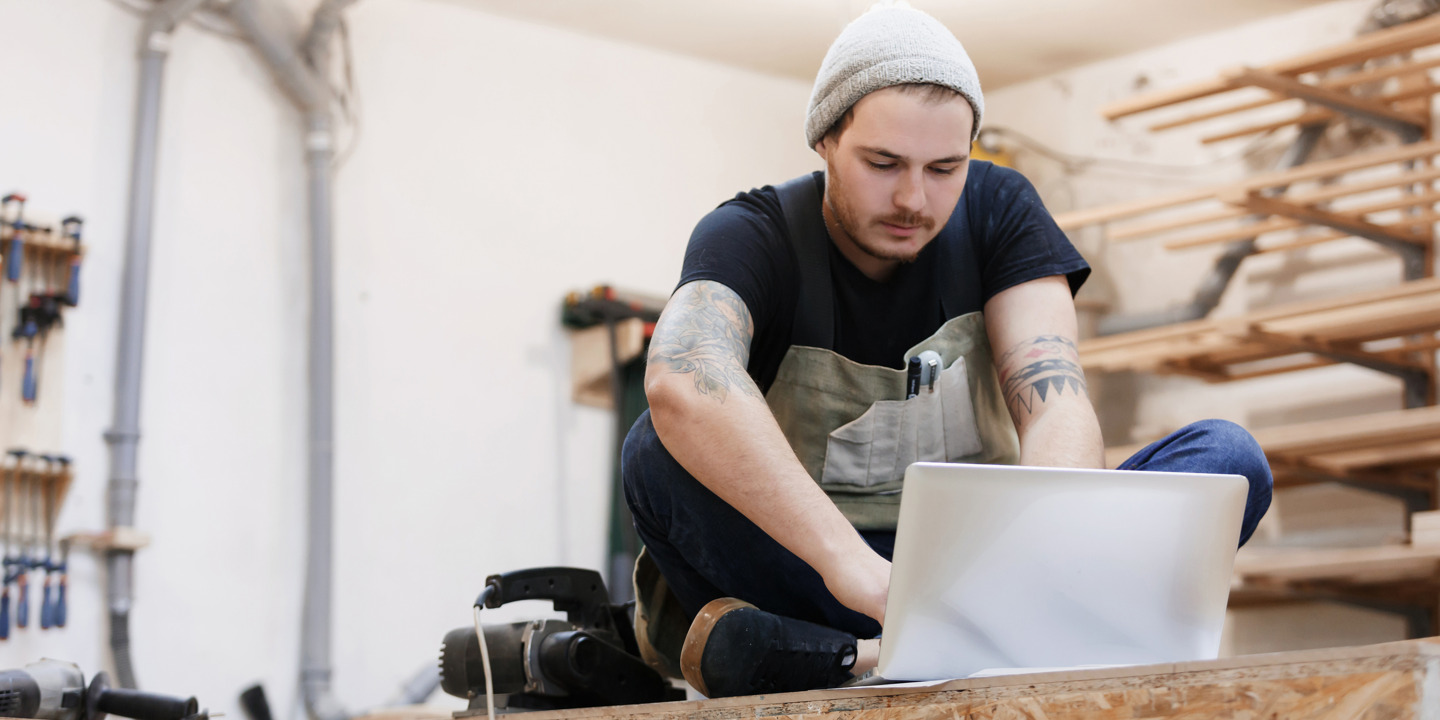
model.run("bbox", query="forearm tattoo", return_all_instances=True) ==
[997,335,1089,423]
[648,281,763,403]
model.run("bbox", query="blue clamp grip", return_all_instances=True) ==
[55,576,66,627]
[5,229,22,283]
[66,258,81,307]
[22,353,36,404]
[16,575,28,628]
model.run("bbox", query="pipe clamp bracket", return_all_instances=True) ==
[306,131,334,153]
[145,30,174,55]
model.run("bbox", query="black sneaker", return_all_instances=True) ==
[680,597,858,698]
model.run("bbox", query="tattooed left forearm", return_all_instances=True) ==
[997,335,1089,424]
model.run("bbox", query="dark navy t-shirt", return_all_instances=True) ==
[677,161,1090,393]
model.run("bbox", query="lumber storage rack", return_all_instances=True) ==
[1060,13,1440,636]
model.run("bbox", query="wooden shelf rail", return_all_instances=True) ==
[1101,13,1440,144]
[1105,404,1440,501]
[1080,277,1440,382]
[1054,139,1440,256]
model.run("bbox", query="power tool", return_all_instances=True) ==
[439,567,683,715]
[0,659,206,720]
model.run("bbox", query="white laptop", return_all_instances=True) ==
[873,462,1248,682]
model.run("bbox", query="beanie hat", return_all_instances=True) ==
[805,3,984,148]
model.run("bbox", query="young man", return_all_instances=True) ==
[622,3,1272,699]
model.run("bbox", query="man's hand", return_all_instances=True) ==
[817,547,892,626]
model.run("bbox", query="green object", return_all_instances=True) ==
[607,357,649,603]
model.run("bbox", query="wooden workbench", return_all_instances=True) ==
[440,639,1440,720]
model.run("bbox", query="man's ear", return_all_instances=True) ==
[814,135,832,162]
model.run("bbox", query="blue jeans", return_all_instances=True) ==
[621,412,1272,640]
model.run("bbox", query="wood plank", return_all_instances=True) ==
[1238,328,1429,374]
[1202,108,1333,145]
[1306,436,1440,472]
[1160,216,1302,250]
[1063,140,1440,232]
[1109,205,1249,242]
[1234,194,1430,245]
[1235,544,1440,582]
[1376,334,1440,361]
[1261,300,1440,342]
[1241,139,1440,191]
[1230,67,1431,131]
[1201,82,1440,144]
[1054,185,1226,230]
[1101,76,1240,121]
[1164,201,1440,251]
[1112,167,1440,242]
[1292,164,1440,204]
[1329,188,1440,216]
[1278,13,1440,76]
[1254,228,1350,254]
[1329,53,1440,89]
[1148,56,1440,132]
[479,640,1440,720]
[1148,92,1294,132]
[1257,406,1440,455]
[1211,357,1334,381]
[1081,279,1440,363]
[1103,13,1440,120]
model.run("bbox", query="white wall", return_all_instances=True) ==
[0,0,817,714]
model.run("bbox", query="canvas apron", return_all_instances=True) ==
[766,311,1018,530]
[632,173,1019,675]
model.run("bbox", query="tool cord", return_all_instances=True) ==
[472,589,496,720]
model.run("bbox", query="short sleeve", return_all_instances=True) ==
[676,191,796,342]
[970,164,1090,302]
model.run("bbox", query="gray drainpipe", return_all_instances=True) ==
[223,2,353,719]
[105,0,212,690]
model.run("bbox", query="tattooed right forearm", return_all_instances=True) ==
[648,281,763,403]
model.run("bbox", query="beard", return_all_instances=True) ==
[824,161,937,265]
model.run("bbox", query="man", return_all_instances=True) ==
[622,2,1272,699]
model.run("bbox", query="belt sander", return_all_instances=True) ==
[439,567,683,714]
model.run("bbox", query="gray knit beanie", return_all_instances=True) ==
[805,2,984,148]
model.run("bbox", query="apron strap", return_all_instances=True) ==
[774,168,975,349]
[774,172,834,349]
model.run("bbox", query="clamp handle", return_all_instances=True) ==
[22,350,35,405]
[16,572,28,628]
[55,573,66,627]
[40,573,52,629]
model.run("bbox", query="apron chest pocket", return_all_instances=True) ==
[821,356,984,489]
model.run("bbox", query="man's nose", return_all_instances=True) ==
[894,169,926,214]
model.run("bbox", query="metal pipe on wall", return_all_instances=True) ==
[106,0,213,690]
[224,2,351,718]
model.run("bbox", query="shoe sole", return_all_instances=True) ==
[680,597,754,698]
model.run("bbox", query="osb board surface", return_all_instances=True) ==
[479,640,1440,720]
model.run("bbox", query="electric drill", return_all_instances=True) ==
[0,660,205,720]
